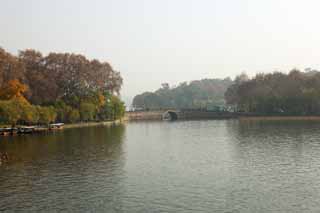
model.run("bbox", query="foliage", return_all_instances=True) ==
[0,98,38,126]
[0,48,25,88]
[68,109,80,123]
[109,96,125,120]
[96,92,125,120]
[225,69,320,115]
[79,102,96,121]
[132,78,233,109]
[0,79,29,104]
[20,104,39,124]
[37,106,57,125]
[54,100,73,122]
[0,47,125,125]
[18,49,122,105]
[0,100,22,126]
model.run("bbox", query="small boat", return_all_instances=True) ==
[0,128,18,135]
[49,123,64,130]
[17,126,36,134]
[0,128,10,136]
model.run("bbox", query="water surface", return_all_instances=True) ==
[1,120,320,212]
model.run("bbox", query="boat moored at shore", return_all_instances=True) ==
[0,123,65,136]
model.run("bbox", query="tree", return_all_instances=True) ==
[110,95,125,120]
[0,79,29,104]
[225,69,320,115]
[0,47,125,124]
[68,109,80,123]
[20,104,39,124]
[133,78,233,110]
[19,48,123,106]
[54,100,73,122]
[19,49,54,104]
[0,48,25,88]
[37,106,57,125]
[0,100,22,126]
[79,102,96,121]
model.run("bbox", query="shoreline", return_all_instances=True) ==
[126,112,320,122]
[2,115,320,133]
[63,119,127,129]
[0,119,128,136]
[238,115,320,121]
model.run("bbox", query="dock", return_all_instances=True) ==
[0,123,64,136]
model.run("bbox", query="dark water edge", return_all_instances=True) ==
[1,120,320,212]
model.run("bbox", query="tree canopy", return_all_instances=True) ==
[0,47,125,125]
[132,78,233,110]
[225,69,320,115]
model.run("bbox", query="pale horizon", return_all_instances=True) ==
[2,0,320,105]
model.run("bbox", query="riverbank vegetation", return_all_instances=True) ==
[225,69,320,115]
[0,47,125,126]
[133,68,320,116]
[132,78,233,110]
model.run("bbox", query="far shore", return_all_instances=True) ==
[126,111,320,121]
[239,115,320,121]
[49,115,320,124]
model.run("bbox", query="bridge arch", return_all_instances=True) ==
[162,110,178,121]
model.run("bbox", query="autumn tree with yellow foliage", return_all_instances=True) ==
[0,79,29,104]
[0,47,125,126]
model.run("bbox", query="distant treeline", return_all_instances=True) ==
[225,69,320,115]
[132,68,320,115]
[132,78,233,109]
[0,47,125,126]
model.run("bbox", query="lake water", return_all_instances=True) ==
[1,120,320,212]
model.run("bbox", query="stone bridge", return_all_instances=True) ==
[126,110,237,121]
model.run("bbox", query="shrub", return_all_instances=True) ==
[79,102,96,121]
[68,109,80,123]
[0,100,21,126]
[37,106,57,125]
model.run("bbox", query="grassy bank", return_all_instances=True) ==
[64,119,127,129]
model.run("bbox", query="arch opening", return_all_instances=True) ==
[162,111,178,121]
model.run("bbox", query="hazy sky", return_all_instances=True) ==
[2,0,320,105]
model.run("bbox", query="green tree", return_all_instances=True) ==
[110,96,125,120]
[79,102,96,121]
[68,109,80,123]
[0,100,22,126]
[132,78,233,110]
[37,106,57,125]
[225,69,320,115]
[54,100,73,122]
[20,104,39,124]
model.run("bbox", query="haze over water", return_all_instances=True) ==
[1,120,320,212]
[3,0,320,105]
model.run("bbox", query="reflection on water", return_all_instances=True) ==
[0,125,126,212]
[1,121,320,212]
